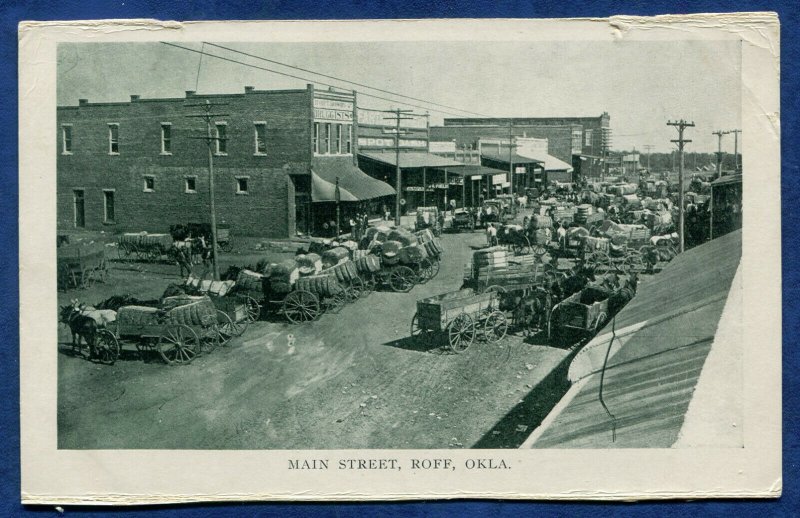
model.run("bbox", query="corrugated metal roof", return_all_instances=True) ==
[711,173,742,186]
[525,230,742,448]
[449,165,509,177]
[481,151,544,165]
[358,151,464,168]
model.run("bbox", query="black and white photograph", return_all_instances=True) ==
[20,15,780,502]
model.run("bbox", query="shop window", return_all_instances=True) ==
[584,129,593,147]
[215,122,227,155]
[345,125,352,154]
[236,177,249,195]
[61,124,73,154]
[254,122,267,155]
[103,190,115,223]
[313,122,320,154]
[185,176,197,193]
[161,123,172,154]
[324,123,331,154]
[108,123,119,155]
[334,124,342,154]
[143,175,155,192]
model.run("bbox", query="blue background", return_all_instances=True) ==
[2,1,796,516]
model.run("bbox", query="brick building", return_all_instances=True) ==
[430,113,610,179]
[57,85,394,238]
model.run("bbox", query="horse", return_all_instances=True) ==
[95,294,158,312]
[59,304,98,358]
[68,299,117,327]
[559,265,597,300]
[607,273,639,318]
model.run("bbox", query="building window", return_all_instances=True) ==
[143,175,155,192]
[108,123,119,154]
[313,122,320,154]
[236,177,249,195]
[103,190,115,223]
[185,176,197,193]
[584,129,593,147]
[161,123,172,154]
[334,124,342,154]
[345,124,352,154]
[254,122,267,155]
[215,122,227,155]
[324,123,332,154]
[61,124,73,154]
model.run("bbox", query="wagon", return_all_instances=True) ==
[260,273,349,324]
[366,239,442,293]
[117,232,174,262]
[184,271,260,336]
[411,289,507,353]
[95,296,225,365]
[548,285,611,342]
[57,243,108,291]
[414,207,442,236]
[497,225,532,255]
[186,222,233,253]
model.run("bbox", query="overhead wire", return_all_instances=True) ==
[161,42,474,119]
[203,42,493,118]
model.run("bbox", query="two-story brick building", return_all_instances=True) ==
[57,85,395,238]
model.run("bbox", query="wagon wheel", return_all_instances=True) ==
[147,247,162,263]
[388,266,417,293]
[282,290,320,324]
[345,276,365,302]
[447,313,475,353]
[116,242,130,262]
[417,258,435,284]
[428,256,441,279]
[157,324,199,365]
[621,253,644,273]
[325,290,347,314]
[219,240,233,253]
[94,330,120,365]
[533,244,548,257]
[593,312,608,333]
[410,312,434,346]
[484,284,506,297]
[79,268,95,289]
[215,310,241,346]
[243,296,261,324]
[360,273,376,295]
[513,236,531,255]
[483,311,508,343]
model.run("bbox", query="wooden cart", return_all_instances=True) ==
[548,286,611,342]
[183,272,259,337]
[96,297,224,366]
[117,232,174,263]
[411,289,507,353]
[57,243,108,291]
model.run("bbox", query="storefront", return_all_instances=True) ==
[479,151,542,196]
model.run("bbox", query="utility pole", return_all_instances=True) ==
[186,99,229,280]
[507,121,516,205]
[643,144,654,172]
[384,109,414,226]
[730,129,742,172]
[668,119,695,253]
[712,130,731,179]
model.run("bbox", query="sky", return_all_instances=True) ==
[58,40,742,153]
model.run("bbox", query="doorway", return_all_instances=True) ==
[73,189,85,228]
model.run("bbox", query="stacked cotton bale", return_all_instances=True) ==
[352,249,370,260]
[296,253,323,276]
[295,274,343,297]
[472,247,508,279]
[160,294,209,311]
[620,183,638,195]
[622,194,642,210]
[381,240,403,265]
[574,204,594,224]
[415,228,434,244]
[338,240,359,253]
[398,243,428,265]
[166,297,216,326]
[269,259,299,294]
[321,247,350,269]
[236,269,266,294]
[530,214,553,230]
[387,228,416,247]
[581,236,610,253]
[422,238,443,257]
[354,254,381,274]
[647,211,673,228]
[117,305,161,327]
[325,260,360,284]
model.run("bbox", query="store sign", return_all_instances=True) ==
[429,141,456,153]
[471,175,483,180]
[357,109,428,129]
[314,98,354,111]
[492,174,508,185]
[515,166,527,174]
[430,183,449,189]
[358,137,427,148]
[449,177,464,186]
[405,186,432,192]
[314,108,354,122]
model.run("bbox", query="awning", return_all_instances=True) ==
[358,151,464,169]
[310,158,396,202]
[711,173,742,187]
[517,150,573,172]
[481,150,543,165]
[448,165,508,177]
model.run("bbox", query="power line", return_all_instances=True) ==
[204,42,491,119]
[160,42,474,118]
[667,119,695,253]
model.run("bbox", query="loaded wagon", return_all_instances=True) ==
[450,208,476,232]
[183,272,260,336]
[411,289,507,353]
[96,296,228,366]
[414,206,442,236]
[57,242,108,291]
[117,232,175,263]
[548,285,611,342]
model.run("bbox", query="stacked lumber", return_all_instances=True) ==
[551,206,576,223]
[508,254,536,267]
[295,274,343,297]
[472,247,508,278]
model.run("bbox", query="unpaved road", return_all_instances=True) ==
[58,231,570,449]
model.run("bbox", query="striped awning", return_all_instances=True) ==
[311,157,396,202]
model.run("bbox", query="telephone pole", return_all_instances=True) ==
[508,121,515,200]
[730,129,742,172]
[643,144,654,172]
[712,130,731,179]
[384,109,415,226]
[668,119,695,253]
[186,99,229,280]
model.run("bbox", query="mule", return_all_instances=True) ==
[59,305,98,358]
[68,299,117,327]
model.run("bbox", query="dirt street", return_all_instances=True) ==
[58,230,570,449]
